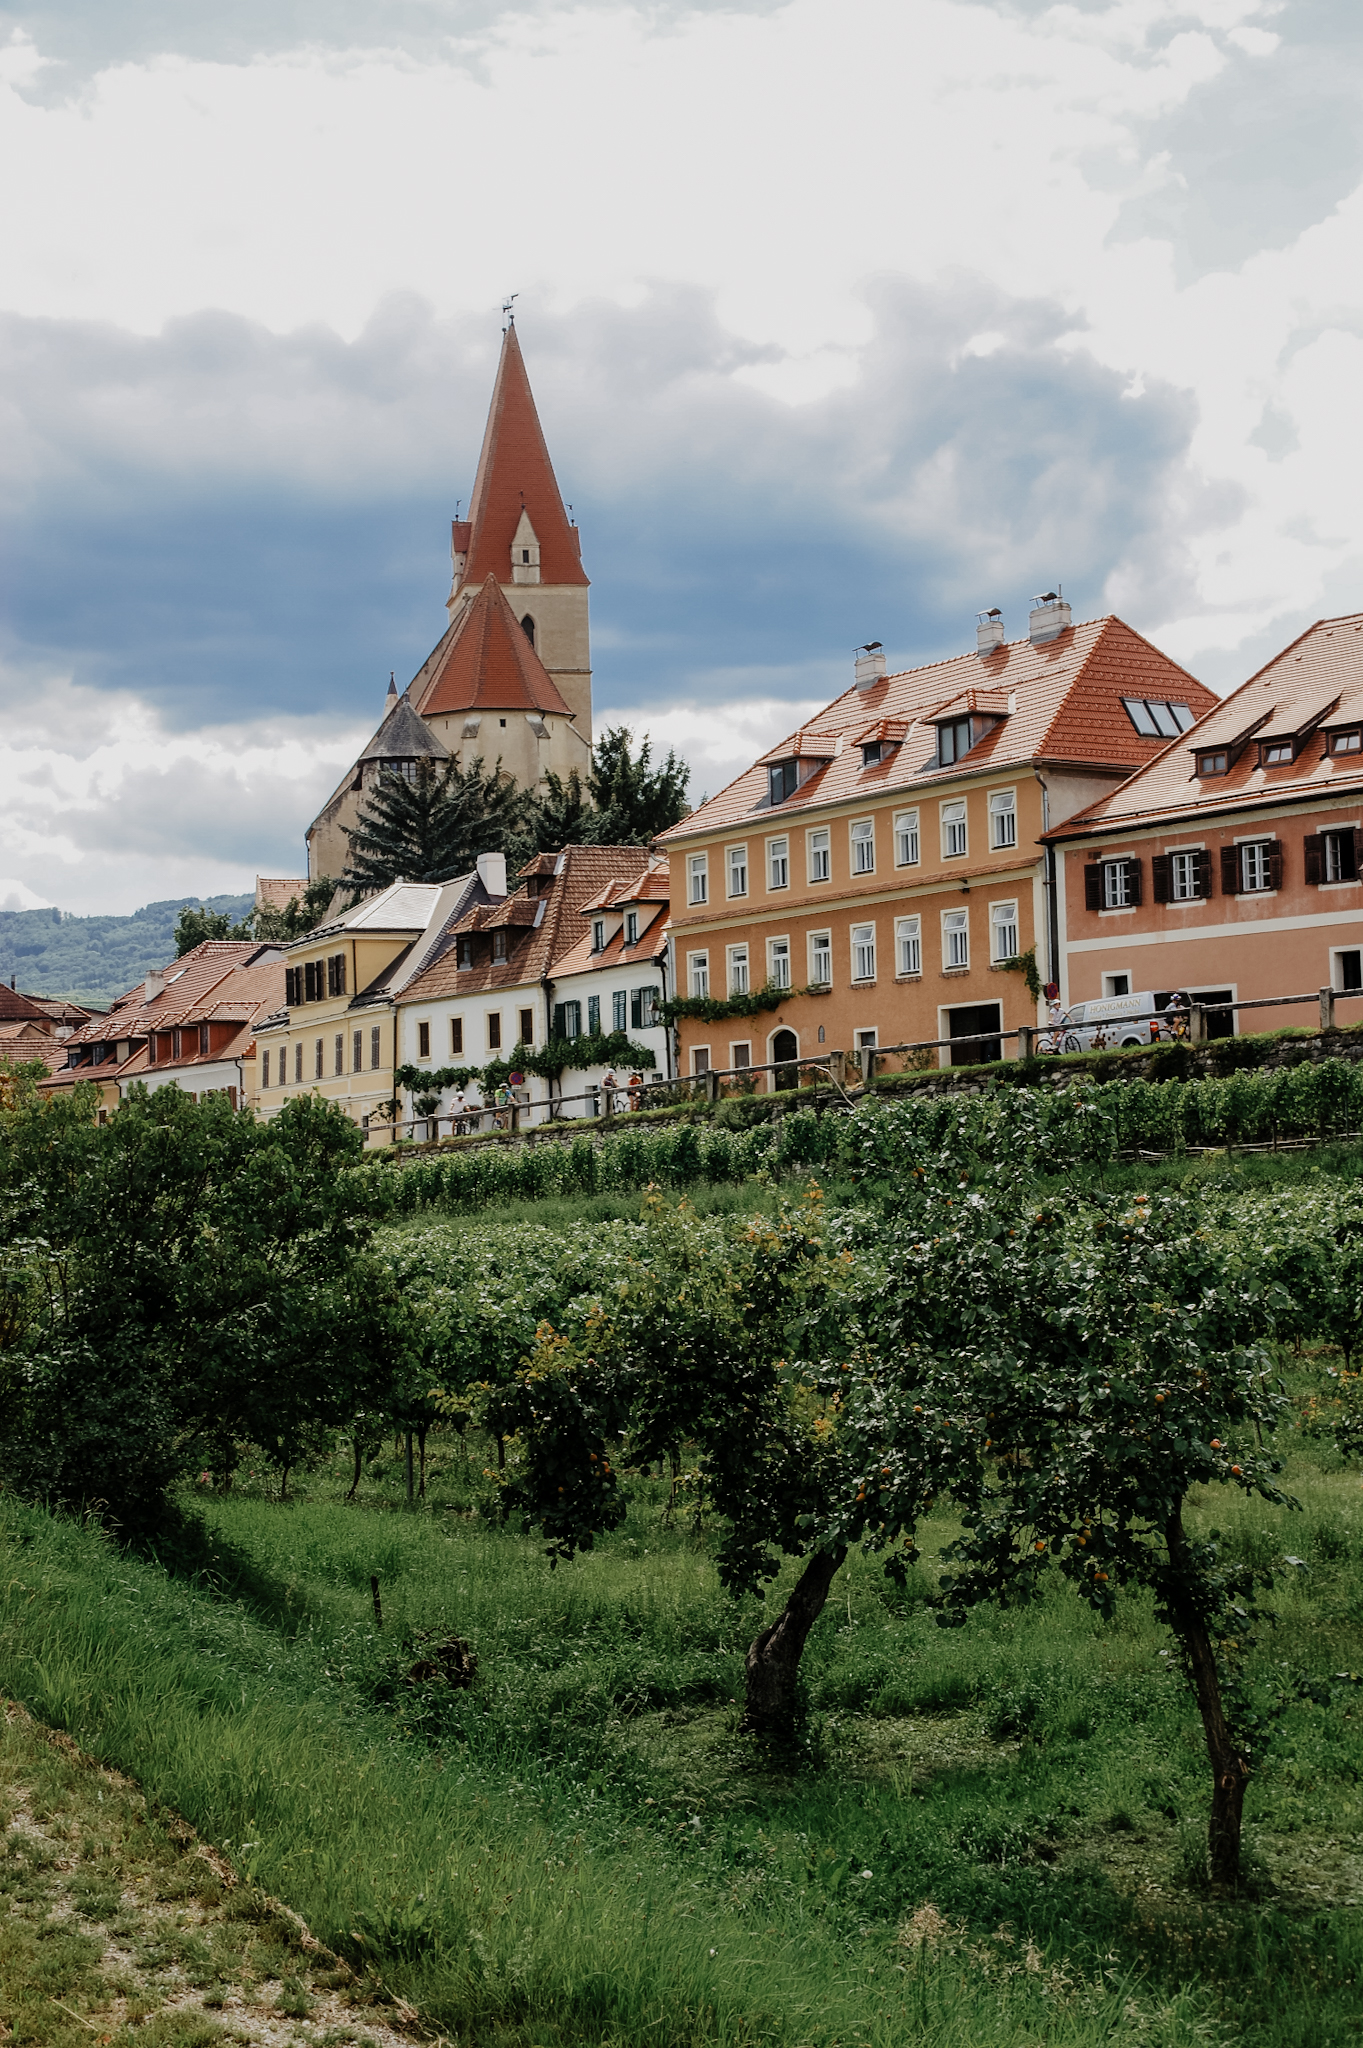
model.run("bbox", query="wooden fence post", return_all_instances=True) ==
[1320,987,1337,1032]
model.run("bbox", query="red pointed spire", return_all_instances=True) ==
[460,324,588,590]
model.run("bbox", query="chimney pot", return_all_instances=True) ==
[477,851,508,898]
[1029,591,1072,646]
[854,642,887,690]
[976,608,1005,657]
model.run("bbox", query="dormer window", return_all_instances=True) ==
[511,508,540,585]
[456,935,476,969]
[592,918,605,952]
[1261,740,1295,767]
[1330,729,1362,755]
[1198,749,1229,777]
[768,760,798,805]
[625,911,639,946]
[491,930,510,963]
[861,741,883,766]
[936,716,974,766]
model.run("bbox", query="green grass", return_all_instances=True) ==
[2,1379,1361,2048]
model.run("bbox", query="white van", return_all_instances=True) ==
[1040,991,1181,1055]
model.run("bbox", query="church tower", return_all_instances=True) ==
[305,319,593,883]
[442,318,592,735]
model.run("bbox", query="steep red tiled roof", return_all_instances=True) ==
[402,846,649,1005]
[1048,612,1363,840]
[0,985,54,1025]
[656,617,1217,844]
[552,899,668,979]
[414,575,574,720]
[66,941,263,1042]
[460,325,588,592]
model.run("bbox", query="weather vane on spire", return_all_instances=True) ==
[502,294,518,330]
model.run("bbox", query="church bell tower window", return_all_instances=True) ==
[521,615,535,647]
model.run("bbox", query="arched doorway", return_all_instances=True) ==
[520,614,536,647]
[771,1027,799,1091]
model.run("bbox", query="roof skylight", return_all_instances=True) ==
[1121,697,1195,739]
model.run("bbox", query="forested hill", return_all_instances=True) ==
[0,896,254,1009]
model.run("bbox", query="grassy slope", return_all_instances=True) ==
[1,1407,1360,2048]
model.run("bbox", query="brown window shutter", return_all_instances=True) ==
[1196,848,1215,899]
[1267,839,1284,890]
[1304,833,1325,884]
[1125,859,1143,906]
[1220,845,1240,895]
[1151,853,1172,904]
[1084,862,1103,911]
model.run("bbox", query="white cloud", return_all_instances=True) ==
[0,663,368,912]
[608,694,829,806]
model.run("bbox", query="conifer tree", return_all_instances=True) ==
[518,728,692,856]
[342,759,524,899]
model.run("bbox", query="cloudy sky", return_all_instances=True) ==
[2,0,1361,913]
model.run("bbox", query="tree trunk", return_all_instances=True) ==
[418,1425,428,1499]
[1165,1508,1250,1885]
[405,1430,414,1503]
[743,1546,847,1739]
[346,1436,363,1502]
[280,1464,290,1503]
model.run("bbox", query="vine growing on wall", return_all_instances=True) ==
[660,980,832,1026]
[997,945,1042,1002]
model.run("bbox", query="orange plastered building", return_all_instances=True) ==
[656,602,1216,1076]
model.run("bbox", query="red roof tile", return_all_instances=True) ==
[657,617,1217,844]
[460,325,588,592]
[1048,612,1363,840]
[0,985,54,1025]
[414,575,574,720]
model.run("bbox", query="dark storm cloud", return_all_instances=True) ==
[1,279,1202,733]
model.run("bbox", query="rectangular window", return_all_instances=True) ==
[809,931,832,985]
[689,951,710,998]
[989,788,1017,849]
[851,923,876,982]
[941,800,967,858]
[294,1042,303,1082]
[456,935,475,969]
[1262,740,1294,766]
[688,853,708,905]
[731,1041,751,1069]
[727,845,749,897]
[613,988,627,1030]
[856,1028,878,1049]
[624,911,639,946]
[808,827,830,882]
[327,953,347,997]
[728,944,749,995]
[561,1001,582,1039]
[895,916,921,977]
[487,1011,502,1050]
[633,986,660,1028]
[1331,730,1362,755]
[314,1038,324,1080]
[768,837,789,890]
[943,909,969,969]
[491,930,509,963]
[692,1046,711,1075]
[588,994,601,1034]
[370,1027,381,1070]
[418,1021,430,1059]
[262,1049,270,1089]
[451,1016,463,1055]
[768,760,797,806]
[768,937,791,989]
[936,716,973,765]
[1241,841,1270,892]
[894,809,920,867]
[334,1033,344,1076]
[1170,851,1202,900]
[1105,860,1132,908]
[1337,950,1363,993]
[519,1007,535,1045]
[592,918,605,952]
[1198,750,1229,776]
[354,1029,364,1071]
[1327,831,1358,883]
[851,818,875,874]
[990,900,1019,962]
[304,960,318,1002]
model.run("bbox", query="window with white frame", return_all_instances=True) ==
[731,1041,752,1069]
[851,817,875,874]
[1170,851,1202,900]
[809,930,832,985]
[688,853,708,905]
[942,800,967,858]
[591,917,605,952]
[943,908,969,968]
[990,900,1019,962]
[895,915,921,977]
[624,910,639,945]
[728,943,750,994]
[688,951,710,997]
[768,837,790,889]
[808,826,831,882]
[1240,840,1273,892]
[851,922,876,982]
[768,936,791,988]
[727,844,748,898]
[989,788,1017,849]
[692,1046,711,1075]
[894,808,920,867]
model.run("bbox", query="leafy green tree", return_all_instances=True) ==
[174,902,252,954]
[516,768,594,859]
[343,759,525,900]
[248,877,339,945]
[517,727,691,856]
[0,1087,403,1527]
